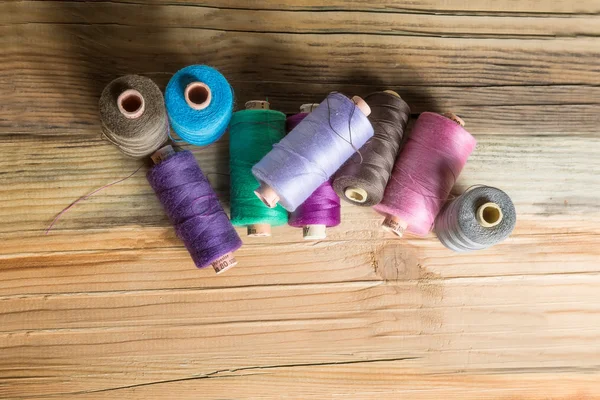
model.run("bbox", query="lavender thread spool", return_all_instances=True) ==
[287,104,342,239]
[252,92,373,212]
[147,146,242,274]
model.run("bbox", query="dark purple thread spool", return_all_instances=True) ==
[147,147,242,273]
[287,105,341,239]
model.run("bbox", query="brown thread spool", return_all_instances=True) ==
[254,95,371,208]
[184,82,212,110]
[245,99,272,237]
[150,145,237,274]
[336,90,409,207]
[381,112,465,238]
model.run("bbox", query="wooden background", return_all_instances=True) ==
[1,1,600,398]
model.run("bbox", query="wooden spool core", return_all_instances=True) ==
[300,103,319,113]
[245,100,270,110]
[344,187,368,204]
[211,252,237,274]
[254,182,280,208]
[185,82,212,110]
[443,112,465,127]
[477,202,503,228]
[117,89,145,119]
[303,224,327,240]
[352,95,371,117]
[381,214,408,238]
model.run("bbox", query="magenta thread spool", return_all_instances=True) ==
[374,112,476,237]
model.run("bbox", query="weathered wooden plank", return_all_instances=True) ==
[22,0,600,15]
[0,135,597,235]
[47,368,600,400]
[0,273,599,397]
[3,1,600,38]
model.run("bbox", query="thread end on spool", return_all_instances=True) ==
[443,112,465,127]
[383,90,401,98]
[477,202,503,228]
[117,89,145,119]
[303,224,327,240]
[185,82,212,111]
[300,103,319,113]
[211,252,237,274]
[254,183,280,208]
[248,224,272,237]
[245,100,270,110]
[381,215,407,238]
[344,187,368,204]
[351,95,371,117]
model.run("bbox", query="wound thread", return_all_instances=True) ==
[99,75,168,158]
[333,91,410,206]
[435,185,516,252]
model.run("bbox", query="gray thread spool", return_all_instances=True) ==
[99,75,168,158]
[434,186,516,252]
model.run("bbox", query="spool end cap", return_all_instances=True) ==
[351,95,371,117]
[303,224,327,240]
[248,224,272,237]
[245,100,270,110]
[254,183,280,208]
[443,112,465,127]
[381,215,407,238]
[383,90,401,98]
[344,187,368,204]
[300,103,319,113]
[211,252,237,274]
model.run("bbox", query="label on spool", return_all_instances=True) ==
[151,145,175,164]
[245,100,270,110]
[382,216,407,237]
[211,253,238,274]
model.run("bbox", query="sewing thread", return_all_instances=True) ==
[165,65,233,146]
[287,108,341,239]
[374,112,476,237]
[99,75,168,158]
[252,92,374,212]
[229,101,288,236]
[147,148,242,274]
[435,185,516,252]
[333,90,410,207]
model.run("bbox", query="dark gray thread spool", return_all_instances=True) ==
[99,75,168,158]
[333,90,410,206]
[434,185,516,252]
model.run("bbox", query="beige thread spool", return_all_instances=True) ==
[150,145,238,273]
[382,112,464,238]
[244,100,273,237]
[184,82,212,110]
[254,95,371,208]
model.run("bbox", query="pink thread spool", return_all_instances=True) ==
[374,112,476,237]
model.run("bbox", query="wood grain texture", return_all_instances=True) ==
[1,0,599,398]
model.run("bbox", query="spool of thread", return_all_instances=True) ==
[287,106,341,239]
[252,92,374,212]
[147,146,242,274]
[165,65,233,146]
[229,100,288,237]
[333,90,410,206]
[435,186,516,252]
[373,112,477,237]
[99,75,168,158]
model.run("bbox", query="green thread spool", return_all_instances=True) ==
[229,100,288,236]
